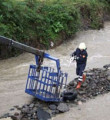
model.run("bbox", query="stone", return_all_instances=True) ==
[82,82,88,87]
[80,98,86,102]
[21,107,29,113]
[78,108,81,110]
[11,113,22,120]
[57,103,69,113]
[78,91,86,95]
[103,64,110,69]
[68,80,77,86]
[27,114,31,117]
[106,69,110,75]
[9,109,21,117]
[33,107,37,112]
[37,107,51,120]
[49,104,57,110]
[51,110,59,115]
[107,86,110,91]
[29,103,35,108]
[1,114,10,118]
[32,113,37,119]
[10,108,14,111]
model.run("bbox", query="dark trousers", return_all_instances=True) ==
[76,63,86,76]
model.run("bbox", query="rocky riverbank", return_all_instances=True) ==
[68,64,110,101]
[1,64,110,120]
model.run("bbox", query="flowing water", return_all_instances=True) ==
[0,22,110,117]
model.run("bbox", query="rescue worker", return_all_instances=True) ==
[72,42,88,89]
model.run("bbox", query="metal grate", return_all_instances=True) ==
[25,65,68,102]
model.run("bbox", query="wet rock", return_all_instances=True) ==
[14,105,22,111]
[11,112,22,120]
[0,114,10,119]
[10,108,14,111]
[37,107,51,120]
[9,109,21,117]
[29,103,35,108]
[82,82,88,87]
[68,80,77,86]
[106,69,110,75]
[103,64,110,69]
[57,103,69,113]
[78,91,86,95]
[107,86,110,91]
[49,104,57,110]
[51,110,59,115]
[33,107,37,112]
[81,98,86,102]
[21,107,29,114]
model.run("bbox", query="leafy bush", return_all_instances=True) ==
[0,0,109,59]
[99,0,110,3]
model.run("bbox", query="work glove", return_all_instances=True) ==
[70,57,74,63]
[70,56,79,63]
[74,56,79,60]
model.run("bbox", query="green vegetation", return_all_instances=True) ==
[0,0,110,59]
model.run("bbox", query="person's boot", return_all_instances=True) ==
[82,74,86,82]
[76,81,82,89]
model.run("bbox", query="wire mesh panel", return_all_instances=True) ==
[25,65,68,102]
